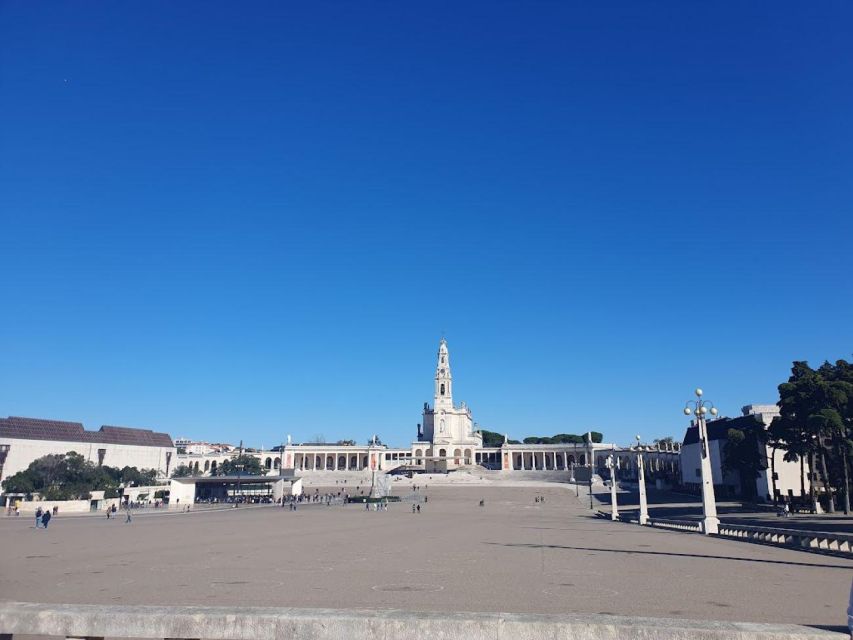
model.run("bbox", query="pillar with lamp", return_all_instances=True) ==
[683,388,720,534]
[605,446,620,520]
[634,435,649,525]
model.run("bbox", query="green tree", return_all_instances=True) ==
[216,455,265,476]
[480,430,507,447]
[171,464,197,478]
[721,420,766,500]
[774,359,853,513]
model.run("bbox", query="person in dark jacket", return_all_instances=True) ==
[41,510,51,529]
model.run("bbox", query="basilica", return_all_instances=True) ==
[174,338,678,480]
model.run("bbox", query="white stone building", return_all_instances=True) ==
[0,416,177,486]
[176,338,679,480]
[679,404,809,502]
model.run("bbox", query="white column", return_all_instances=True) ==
[697,416,719,534]
[608,450,619,521]
[637,450,648,526]
[334,453,338,471]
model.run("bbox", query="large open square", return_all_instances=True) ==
[1,485,850,630]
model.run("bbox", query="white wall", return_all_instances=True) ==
[0,437,176,484]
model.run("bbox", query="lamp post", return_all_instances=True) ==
[634,435,649,525]
[605,446,619,520]
[587,432,594,510]
[683,388,719,534]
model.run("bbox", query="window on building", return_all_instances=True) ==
[440,383,445,395]
[97,448,107,466]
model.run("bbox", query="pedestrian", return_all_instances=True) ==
[106,507,111,520]
[783,502,790,518]
[125,508,132,523]
[416,504,420,513]
[412,504,416,513]
[41,510,51,529]
[424,496,428,503]
[35,506,43,528]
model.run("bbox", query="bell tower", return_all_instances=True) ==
[434,338,453,411]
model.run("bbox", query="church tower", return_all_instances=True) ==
[434,338,453,411]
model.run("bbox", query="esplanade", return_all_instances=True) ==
[176,339,680,482]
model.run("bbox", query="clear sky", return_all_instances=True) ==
[1,2,851,449]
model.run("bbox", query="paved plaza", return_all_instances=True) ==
[1,485,851,630]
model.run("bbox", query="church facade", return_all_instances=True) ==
[416,338,483,471]
[175,339,680,480]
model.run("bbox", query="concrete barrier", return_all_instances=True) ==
[716,522,853,556]
[0,602,844,640]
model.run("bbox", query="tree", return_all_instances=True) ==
[171,464,197,478]
[216,455,265,476]
[774,359,853,514]
[480,430,507,447]
[721,420,766,500]
[653,436,676,447]
[519,432,602,445]
[0,451,158,501]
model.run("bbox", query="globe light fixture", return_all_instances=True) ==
[682,388,720,535]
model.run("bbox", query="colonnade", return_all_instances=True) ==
[293,452,370,471]
[511,450,584,471]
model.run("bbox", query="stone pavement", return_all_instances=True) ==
[1,485,850,631]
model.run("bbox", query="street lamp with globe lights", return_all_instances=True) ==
[683,388,720,534]
[634,435,649,525]
[605,445,620,521]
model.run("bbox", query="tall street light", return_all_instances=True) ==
[605,446,619,520]
[634,435,649,525]
[683,388,719,535]
[587,432,594,510]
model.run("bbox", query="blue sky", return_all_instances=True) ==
[1,2,851,448]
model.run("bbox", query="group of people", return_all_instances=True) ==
[34,506,54,529]
[534,495,546,503]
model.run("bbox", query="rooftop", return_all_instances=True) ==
[0,416,174,448]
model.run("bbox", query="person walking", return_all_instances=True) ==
[35,506,43,529]
[125,507,132,523]
[412,504,416,513]
[416,504,421,513]
[41,510,51,529]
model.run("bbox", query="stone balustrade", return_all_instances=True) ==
[715,522,853,555]
[647,517,703,533]
[0,601,844,640]
[602,511,853,556]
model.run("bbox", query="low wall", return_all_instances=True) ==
[8,499,93,514]
[0,602,844,640]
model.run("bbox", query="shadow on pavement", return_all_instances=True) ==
[483,542,850,571]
